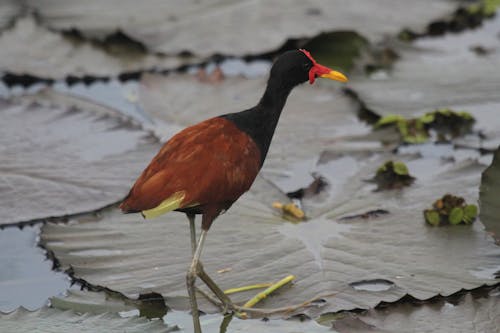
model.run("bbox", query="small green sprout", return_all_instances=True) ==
[424,194,478,226]
[372,161,415,190]
[374,109,475,144]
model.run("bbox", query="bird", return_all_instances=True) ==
[119,49,347,332]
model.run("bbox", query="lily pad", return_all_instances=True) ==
[0,307,175,333]
[26,0,459,56]
[323,290,500,333]
[40,152,500,317]
[0,16,189,78]
[0,95,158,226]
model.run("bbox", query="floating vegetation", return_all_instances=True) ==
[371,161,415,190]
[398,0,500,41]
[424,194,478,226]
[467,0,500,17]
[374,109,475,144]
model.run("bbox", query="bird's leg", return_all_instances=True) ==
[186,229,207,333]
[196,264,234,313]
[186,213,231,309]
[187,213,197,256]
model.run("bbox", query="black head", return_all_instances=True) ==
[269,50,313,88]
[269,49,348,89]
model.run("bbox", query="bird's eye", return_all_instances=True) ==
[303,63,310,69]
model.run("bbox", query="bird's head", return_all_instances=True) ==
[269,49,348,88]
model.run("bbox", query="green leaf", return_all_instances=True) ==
[436,108,451,116]
[419,113,435,124]
[393,161,410,176]
[424,210,441,226]
[397,119,408,136]
[377,164,388,173]
[484,0,500,15]
[463,204,478,224]
[458,111,474,120]
[404,133,428,144]
[449,207,465,225]
[375,114,405,127]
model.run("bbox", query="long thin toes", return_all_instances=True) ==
[220,298,235,313]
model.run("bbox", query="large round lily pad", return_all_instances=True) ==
[326,290,500,333]
[26,0,458,56]
[0,94,158,226]
[40,151,500,317]
[0,16,188,78]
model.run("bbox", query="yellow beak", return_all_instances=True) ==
[320,70,349,83]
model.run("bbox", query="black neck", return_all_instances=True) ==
[221,77,295,166]
[258,76,293,115]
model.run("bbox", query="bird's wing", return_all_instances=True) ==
[120,117,261,216]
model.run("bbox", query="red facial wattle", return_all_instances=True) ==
[299,49,349,84]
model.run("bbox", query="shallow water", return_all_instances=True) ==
[0,225,69,312]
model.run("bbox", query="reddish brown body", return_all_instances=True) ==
[120,117,261,229]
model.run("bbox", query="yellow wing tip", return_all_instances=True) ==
[141,192,186,219]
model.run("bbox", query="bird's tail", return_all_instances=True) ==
[140,192,186,219]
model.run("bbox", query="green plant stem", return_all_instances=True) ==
[224,283,273,295]
[243,275,295,308]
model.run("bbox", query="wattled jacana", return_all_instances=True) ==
[120,49,348,332]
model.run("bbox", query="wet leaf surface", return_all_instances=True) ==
[40,152,500,317]
[0,95,158,226]
[25,0,458,56]
[324,288,500,333]
[0,16,189,78]
[0,307,176,333]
